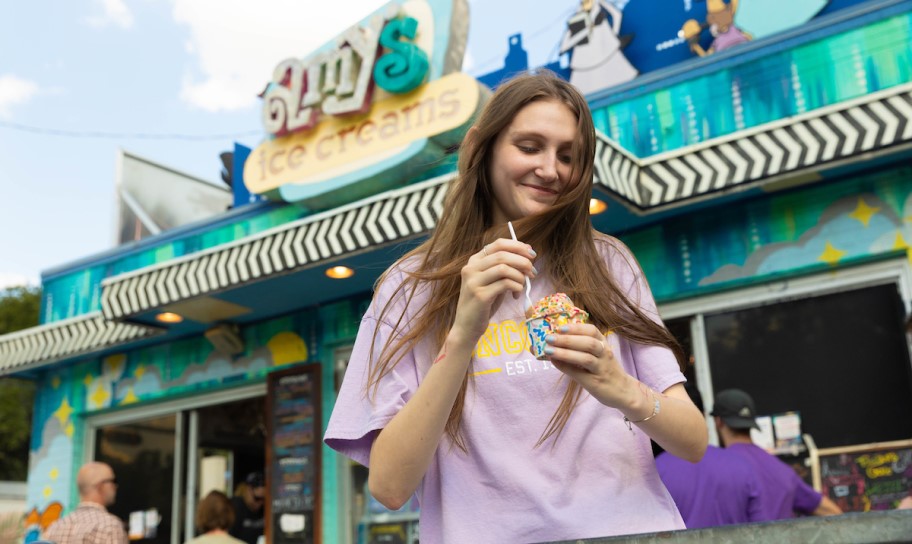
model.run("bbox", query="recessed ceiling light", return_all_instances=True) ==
[155,312,184,323]
[589,198,607,215]
[326,266,354,279]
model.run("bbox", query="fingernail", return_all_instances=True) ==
[559,325,569,333]
[528,247,537,258]
[531,265,539,275]
[545,334,556,344]
[544,346,555,355]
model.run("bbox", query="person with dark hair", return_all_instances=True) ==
[42,462,127,544]
[185,491,244,544]
[324,70,707,542]
[228,472,265,544]
[656,383,763,527]
[711,388,843,520]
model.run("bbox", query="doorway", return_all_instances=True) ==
[86,384,267,544]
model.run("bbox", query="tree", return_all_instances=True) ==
[0,285,41,481]
[0,285,41,333]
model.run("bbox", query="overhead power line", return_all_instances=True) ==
[0,120,262,141]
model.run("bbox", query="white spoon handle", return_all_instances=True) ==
[508,221,534,309]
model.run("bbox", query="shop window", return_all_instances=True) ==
[95,415,177,544]
[704,283,912,448]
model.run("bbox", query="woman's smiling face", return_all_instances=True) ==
[488,98,579,224]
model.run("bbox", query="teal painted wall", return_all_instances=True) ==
[594,10,912,157]
[623,166,912,301]
[22,308,321,542]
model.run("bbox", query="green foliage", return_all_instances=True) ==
[0,378,35,480]
[0,285,41,334]
[0,284,40,481]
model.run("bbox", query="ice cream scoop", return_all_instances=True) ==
[524,293,589,359]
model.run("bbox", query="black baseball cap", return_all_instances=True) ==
[710,389,760,430]
[245,471,265,488]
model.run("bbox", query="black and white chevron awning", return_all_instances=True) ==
[101,174,451,320]
[0,313,161,375]
[95,83,912,321]
[595,82,912,210]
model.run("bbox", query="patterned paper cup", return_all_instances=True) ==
[525,310,589,360]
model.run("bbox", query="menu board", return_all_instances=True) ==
[813,439,912,512]
[266,365,322,544]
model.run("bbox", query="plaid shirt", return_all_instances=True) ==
[42,502,128,544]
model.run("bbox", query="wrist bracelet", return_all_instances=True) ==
[624,393,660,431]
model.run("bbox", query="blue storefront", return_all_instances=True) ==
[2,1,912,542]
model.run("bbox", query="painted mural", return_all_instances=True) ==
[21,312,315,543]
[596,10,912,157]
[626,165,912,302]
[469,0,871,91]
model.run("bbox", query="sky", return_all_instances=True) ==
[0,0,577,290]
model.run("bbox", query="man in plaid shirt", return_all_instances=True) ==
[42,462,128,544]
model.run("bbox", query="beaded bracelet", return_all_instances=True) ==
[624,393,660,431]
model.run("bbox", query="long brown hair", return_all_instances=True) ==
[366,70,683,450]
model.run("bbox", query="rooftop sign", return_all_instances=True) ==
[244,0,481,208]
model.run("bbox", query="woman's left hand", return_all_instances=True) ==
[544,323,642,411]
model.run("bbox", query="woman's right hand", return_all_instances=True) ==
[451,238,538,343]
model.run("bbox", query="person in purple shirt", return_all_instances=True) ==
[656,384,763,528]
[711,389,843,521]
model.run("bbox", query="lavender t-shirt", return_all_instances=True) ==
[727,443,823,520]
[325,236,686,543]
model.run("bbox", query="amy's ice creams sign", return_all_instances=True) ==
[245,0,482,207]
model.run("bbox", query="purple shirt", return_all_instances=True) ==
[727,443,823,520]
[656,445,762,528]
[325,236,686,543]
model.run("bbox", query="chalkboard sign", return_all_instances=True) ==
[812,439,912,512]
[266,365,322,544]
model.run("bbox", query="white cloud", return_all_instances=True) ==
[0,75,39,119]
[84,0,135,29]
[172,0,388,112]
[0,273,39,290]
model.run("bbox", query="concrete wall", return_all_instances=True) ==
[0,481,26,514]
[546,511,912,544]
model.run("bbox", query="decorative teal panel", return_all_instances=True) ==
[40,205,305,323]
[626,166,912,301]
[596,11,912,157]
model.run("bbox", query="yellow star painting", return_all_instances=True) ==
[848,198,880,227]
[818,242,847,265]
[53,398,73,427]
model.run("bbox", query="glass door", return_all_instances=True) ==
[95,414,180,544]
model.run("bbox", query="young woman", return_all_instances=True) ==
[325,70,707,542]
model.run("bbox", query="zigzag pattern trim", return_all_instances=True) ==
[594,83,912,209]
[0,313,161,375]
[101,173,452,320]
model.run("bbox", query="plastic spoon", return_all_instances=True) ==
[508,221,534,310]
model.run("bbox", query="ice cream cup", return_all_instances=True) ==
[524,310,589,360]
